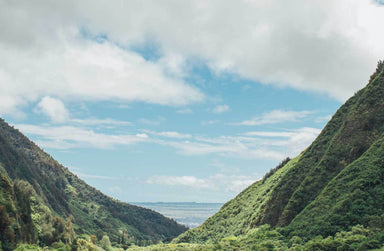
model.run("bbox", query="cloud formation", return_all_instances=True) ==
[15,124,148,149]
[147,175,213,189]
[146,173,257,193]
[1,0,383,117]
[233,110,312,126]
[15,121,320,161]
[161,127,320,159]
[212,105,230,114]
[36,96,69,123]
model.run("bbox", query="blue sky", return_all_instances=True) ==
[1,0,383,202]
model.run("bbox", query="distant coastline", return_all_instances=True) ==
[131,202,223,228]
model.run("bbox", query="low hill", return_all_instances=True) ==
[0,119,187,250]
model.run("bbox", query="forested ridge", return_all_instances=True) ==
[0,118,187,250]
[167,61,384,250]
[2,62,384,250]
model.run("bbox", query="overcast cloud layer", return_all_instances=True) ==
[1,0,384,116]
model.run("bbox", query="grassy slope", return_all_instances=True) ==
[175,62,384,243]
[0,120,187,244]
[287,132,384,238]
[174,156,301,243]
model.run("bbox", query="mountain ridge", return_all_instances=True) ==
[0,119,187,250]
[174,60,384,245]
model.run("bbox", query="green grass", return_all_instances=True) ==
[174,61,384,247]
[174,155,301,243]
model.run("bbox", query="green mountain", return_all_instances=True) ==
[173,61,384,248]
[0,119,187,250]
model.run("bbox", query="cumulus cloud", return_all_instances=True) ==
[212,105,230,114]
[1,0,383,117]
[0,1,205,115]
[36,96,69,123]
[0,40,204,115]
[78,0,383,101]
[233,110,312,126]
[34,96,131,126]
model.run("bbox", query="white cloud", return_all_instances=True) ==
[226,178,255,193]
[0,4,204,116]
[234,110,312,126]
[75,172,118,180]
[243,131,295,137]
[136,133,149,139]
[15,124,148,149]
[315,115,333,124]
[142,130,192,139]
[35,97,132,127]
[212,105,230,114]
[146,173,258,193]
[147,175,212,189]
[158,52,187,78]
[202,120,219,125]
[70,118,131,126]
[79,0,383,101]
[1,0,383,117]
[162,140,284,160]
[161,127,320,159]
[138,117,166,126]
[36,96,69,123]
[176,108,193,114]
[13,122,320,160]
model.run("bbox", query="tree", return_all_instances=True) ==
[100,235,112,251]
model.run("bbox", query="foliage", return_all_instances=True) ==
[0,117,187,249]
[100,235,113,251]
[141,224,384,250]
[174,156,301,243]
[3,62,384,250]
[175,61,384,244]
[262,157,291,183]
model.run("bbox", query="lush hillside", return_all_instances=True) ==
[2,62,384,250]
[174,61,384,247]
[0,119,187,250]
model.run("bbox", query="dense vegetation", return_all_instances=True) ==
[1,62,384,250]
[0,119,187,250]
[172,61,384,249]
[126,224,384,250]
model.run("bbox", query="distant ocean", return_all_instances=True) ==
[131,202,223,228]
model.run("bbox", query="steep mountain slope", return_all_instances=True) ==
[175,156,301,243]
[0,119,187,249]
[286,131,384,238]
[175,61,384,244]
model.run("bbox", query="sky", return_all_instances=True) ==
[1,0,383,202]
